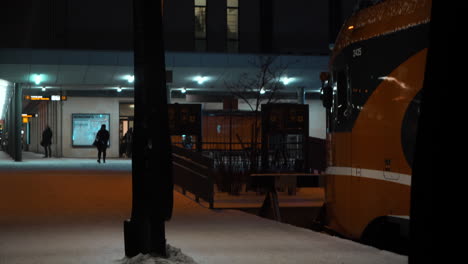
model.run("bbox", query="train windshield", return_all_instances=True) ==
[334,69,350,120]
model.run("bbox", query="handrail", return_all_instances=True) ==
[171,146,215,208]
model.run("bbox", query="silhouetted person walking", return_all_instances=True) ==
[41,126,52,158]
[124,127,133,158]
[95,124,110,163]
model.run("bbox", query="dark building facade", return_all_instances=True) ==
[0,0,359,159]
[1,0,356,54]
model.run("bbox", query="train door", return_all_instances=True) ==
[381,76,404,185]
[346,60,369,238]
[327,65,353,237]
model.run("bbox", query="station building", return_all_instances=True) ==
[0,0,356,160]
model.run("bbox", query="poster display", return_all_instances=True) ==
[72,114,110,147]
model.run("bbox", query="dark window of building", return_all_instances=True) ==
[227,0,239,52]
[195,0,207,51]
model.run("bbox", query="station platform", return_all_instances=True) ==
[212,187,324,208]
[0,151,407,263]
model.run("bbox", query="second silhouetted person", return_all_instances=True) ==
[41,126,53,158]
[95,124,110,163]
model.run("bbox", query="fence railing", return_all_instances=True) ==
[171,146,214,208]
[173,141,305,193]
[171,138,324,197]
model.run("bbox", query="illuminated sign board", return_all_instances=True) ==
[167,104,202,135]
[21,113,38,123]
[262,104,309,134]
[72,114,110,147]
[25,95,49,101]
[24,95,67,101]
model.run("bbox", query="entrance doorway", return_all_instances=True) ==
[119,103,134,158]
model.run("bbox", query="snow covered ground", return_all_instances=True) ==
[0,151,407,264]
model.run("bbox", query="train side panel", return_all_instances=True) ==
[323,0,431,241]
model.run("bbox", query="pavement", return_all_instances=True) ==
[0,151,407,264]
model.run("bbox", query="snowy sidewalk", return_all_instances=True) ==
[166,193,407,264]
[0,151,407,264]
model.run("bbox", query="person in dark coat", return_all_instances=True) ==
[41,126,53,158]
[95,124,110,163]
[124,127,133,158]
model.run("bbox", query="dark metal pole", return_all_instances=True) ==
[13,83,22,161]
[6,83,22,161]
[124,0,173,258]
[409,0,444,262]
[7,92,13,156]
[297,87,305,105]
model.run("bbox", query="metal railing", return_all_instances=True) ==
[171,146,214,208]
[173,141,306,194]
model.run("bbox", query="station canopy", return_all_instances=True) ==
[0,48,327,100]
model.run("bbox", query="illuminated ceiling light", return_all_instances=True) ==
[117,86,122,92]
[194,76,208,84]
[181,87,187,94]
[126,75,135,83]
[33,74,43,85]
[280,77,294,85]
[42,86,46,92]
[348,25,355,30]
[259,87,266,95]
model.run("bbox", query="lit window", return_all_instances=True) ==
[227,0,239,52]
[194,0,207,39]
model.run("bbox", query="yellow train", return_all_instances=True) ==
[320,0,432,253]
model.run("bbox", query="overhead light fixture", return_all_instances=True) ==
[181,87,187,94]
[194,76,208,84]
[42,86,46,92]
[260,87,266,95]
[32,74,43,85]
[126,75,135,83]
[117,86,122,92]
[280,77,294,85]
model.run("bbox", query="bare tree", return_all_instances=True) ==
[224,55,294,173]
[225,55,291,112]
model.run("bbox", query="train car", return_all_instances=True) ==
[319,0,432,253]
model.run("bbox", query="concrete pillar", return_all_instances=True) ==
[47,100,62,157]
[297,87,305,104]
[11,83,22,161]
[167,88,172,104]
